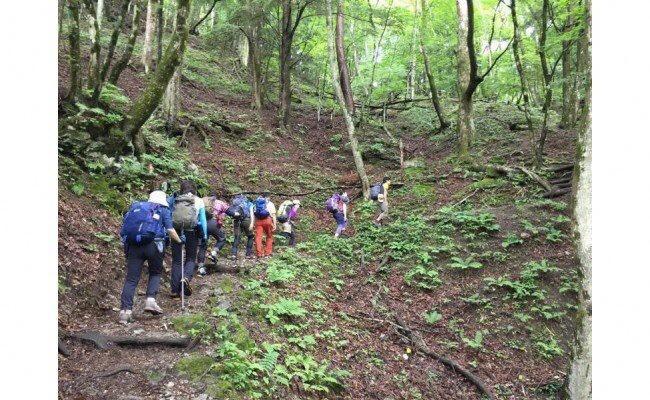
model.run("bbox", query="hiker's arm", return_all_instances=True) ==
[249,205,255,230]
[167,228,182,244]
[198,207,208,239]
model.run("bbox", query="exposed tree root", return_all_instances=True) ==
[543,188,571,198]
[470,163,553,192]
[58,338,71,357]
[66,331,191,350]
[393,315,496,400]
[94,364,138,378]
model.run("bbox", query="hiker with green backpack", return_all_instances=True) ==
[277,199,301,246]
[226,193,255,260]
[254,192,277,258]
[169,180,208,299]
[118,190,182,324]
[370,177,391,227]
[196,193,229,276]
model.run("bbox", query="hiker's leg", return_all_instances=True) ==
[334,212,345,237]
[120,244,144,310]
[376,201,388,222]
[264,218,274,255]
[231,220,241,256]
[170,239,183,294]
[197,234,208,265]
[144,242,164,299]
[288,230,296,246]
[183,229,198,281]
[254,220,265,257]
[214,225,226,253]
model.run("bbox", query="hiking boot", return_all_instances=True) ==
[245,255,255,260]
[181,278,192,296]
[373,221,382,227]
[119,309,133,325]
[144,298,163,315]
[170,292,180,299]
[209,250,218,262]
[197,265,207,276]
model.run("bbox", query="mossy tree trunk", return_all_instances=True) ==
[66,0,82,102]
[419,0,448,130]
[109,0,143,85]
[335,0,355,115]
[157,0,164,64]
[121,0,191,155]
[83,0,101,93]
[326,0,370,198]
[455,0,474,159]
[535,0,557,167]
[510,0,534,133]
[142,0,159,74]
[567,2,591,396]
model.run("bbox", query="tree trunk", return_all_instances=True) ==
[279,0,293,130]
[142,0,159,74]
[326,0,370,198]
[560,0,575,128]
[456,0,474,159]
[121,0,191,155]
[84,0,101,93]
[96,0,104,28]
[407,2,418,100]
[59,0,66,35]
[535,0,553,167]
[572,16,588,128]
[162,67,181,132]
[567,3,591,398]
[335,0,355,115]
[157,0,164,64]
[510,0,534,133]
[66,0,82,102]
[247,24,263,110]
[419,0,448,129]
[94,0,132,101]
[109,0,143,85]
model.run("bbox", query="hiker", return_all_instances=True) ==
[277,199,301,246]
[254,192,277,258]
[169,180,208,298]
[118,190,182,324]
[326,190,349,238]
[196,193,229,276]
[227,193,255,260]
[371,177,391,226]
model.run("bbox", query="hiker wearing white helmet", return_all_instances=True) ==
[118,190,182,325]
[277,199,300,246]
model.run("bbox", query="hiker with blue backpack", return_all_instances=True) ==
[169,180,208,299]
[118,190,182,324]
[227,193,255,260]
[196,194,229,276]
[326,190,349,238]
[254,192,277,258]
[370,177,391,227]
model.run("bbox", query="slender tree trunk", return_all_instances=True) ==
[162,67,181,132]
[109,0,143,85]
[66,0,82,102]
[560,0,575,128]
[59,0,66,35]
[121,0,191,155]
[407,3,418,100]
[326,0,370,198]
[572,18,588,128]
[535,0,553,167]
[419,0,448,129]
[567,3,591,398]
[96,0,104,28]
[335,0,355,115]
[93,0,132,101]
[142,0,159,74]
[247,24,263,110]
[279,0,293,130]
[210,4,216,28]
[510,0,534,133]
[157,0,164,64]
[350,20,361,78]
[456,0,474,159]
[84,0,101,93]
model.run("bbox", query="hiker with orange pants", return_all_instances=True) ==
[253,192,276,258]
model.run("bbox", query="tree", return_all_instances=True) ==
[142,0,159,74]
[278,0,312,130]
[239,0,267,110]
[121,0,191,155]
[157,0,165,63]
[83,0,101,93]
[510,0,534,133]
[109,0,144,85]
[567,1,591,395]
[419,0,449,130]
[326,0,370,198]
[190,0,219,35]
[335,0,354,115]
[65,0,82,103]
[455,0,510,159]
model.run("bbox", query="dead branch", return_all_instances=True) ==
[470,164,552,192]
[237,183,405,198]
[545,163,574,173]
[66,331,192,350]
[94,364,137,378]
[58,338,70,357]
[543,187,571,198]
[393,315,495,400]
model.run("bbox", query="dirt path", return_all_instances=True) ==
[59,259,248,400]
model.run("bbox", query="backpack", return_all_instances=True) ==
[369,183,383,201]
[254,197,270,218]
[120,202,164,245]
[228,195,250,219]
[277,202,291,223]
[202,196,216,220]
[172,193,198,231]
[325,194,340,213]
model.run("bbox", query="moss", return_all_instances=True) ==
[175,354,214,381]
[412,183,436,199]
[219,276,235,294]
[171,313,210,336]
[470,178,506,190]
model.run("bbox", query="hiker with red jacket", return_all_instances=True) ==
[118,190,182,324]
[254,192,277,258]
[197,193,229,276]
[326,190,349,238]
[169,180,208,298]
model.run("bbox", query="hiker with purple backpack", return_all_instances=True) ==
[326,190,349,238]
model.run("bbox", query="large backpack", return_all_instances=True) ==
[202,196,216,220]
[172,193,198,231]
[369,183,383,201]
[277,201,291,223]
[254,197,270,218]
[227,195,250,219]
[120,202,164,245]
[325,194,340,213]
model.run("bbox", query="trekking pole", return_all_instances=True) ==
[181,232,186,312]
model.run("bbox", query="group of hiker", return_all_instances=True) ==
[117,177,391,324]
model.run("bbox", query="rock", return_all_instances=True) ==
[403,159,425,168]
[520,232,531,239]
[217,300,232,310]
[194,394,208,400]
[133,329,144,335]
[166,381,175,388]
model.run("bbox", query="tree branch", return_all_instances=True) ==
[190,0,220,35]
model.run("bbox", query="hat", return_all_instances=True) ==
[148,190,169,207]
[292,199,301,206]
